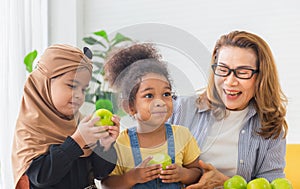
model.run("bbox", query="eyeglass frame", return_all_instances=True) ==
[211,64,259,79]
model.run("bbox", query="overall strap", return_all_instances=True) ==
[128,127,142,166]
[129,124,176,166]
[165,123,175,164]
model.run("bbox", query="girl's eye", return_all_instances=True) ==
[145,93,153,98]
[67,84,76,89]
[163,92,172,97]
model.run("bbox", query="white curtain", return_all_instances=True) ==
[0,0,48,188]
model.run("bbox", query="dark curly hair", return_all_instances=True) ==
[104,43,171,112]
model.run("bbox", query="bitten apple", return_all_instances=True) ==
[148,153,172,170]
[92,109,114,126]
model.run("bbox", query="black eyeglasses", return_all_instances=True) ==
[211,64,259,79]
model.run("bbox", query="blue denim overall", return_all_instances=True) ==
[128,123,183,189]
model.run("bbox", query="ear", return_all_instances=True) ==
[121,100,136,115]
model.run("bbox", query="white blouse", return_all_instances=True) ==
[200,107,249,177]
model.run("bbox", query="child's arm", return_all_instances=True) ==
[91,141,117,180]
[92,115,120,179]
[159,156,202,185]
[101,156,161,189]
[26,136,85,187]
[26,116,114,187]
[101,170,137,189]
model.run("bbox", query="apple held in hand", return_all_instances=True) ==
[271,178,293,189]
[92,109,114,126]
[148,153,172,170]
[224,175,247,189]
[247,178,271,189]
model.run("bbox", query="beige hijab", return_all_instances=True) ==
[11,44,93,188]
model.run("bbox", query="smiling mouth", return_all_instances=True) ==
[224,89,242,96]
[151,111,167,115]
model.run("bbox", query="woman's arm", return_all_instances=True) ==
[253,136,286,180]
[26,136,83,187]
[186,160,229,189]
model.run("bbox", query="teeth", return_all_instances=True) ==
[225,90,240,95]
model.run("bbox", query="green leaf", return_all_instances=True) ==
[93,30,109,43]
[111,33,132,46]
[81,30,133,109]
[83,37,106,48]
[85,93,95,103]
[100,68,105,76]
[92,61,103,69]
[93,50,106,58]
[93,69,102,75]
[91,76,102,84]
[24,50,37,73]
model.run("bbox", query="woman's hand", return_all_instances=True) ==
[98,115,120,151]
[186,160,229,189]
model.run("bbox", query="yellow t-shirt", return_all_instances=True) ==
[111,125,201,175]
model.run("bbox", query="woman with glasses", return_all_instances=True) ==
[169,30,288,188]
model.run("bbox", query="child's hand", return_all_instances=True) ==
[129,156,161,185]
[71,115,109,148]
[159,164,183,183]
[99,115,120,151]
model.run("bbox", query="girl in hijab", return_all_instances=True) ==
[12,44,119,189]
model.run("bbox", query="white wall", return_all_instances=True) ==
[48,0,83,46]
[49,0,300,143]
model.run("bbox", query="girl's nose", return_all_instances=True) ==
[73,89,84,100]
[153,99,166,107]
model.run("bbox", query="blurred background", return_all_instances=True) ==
[1,0,300,188]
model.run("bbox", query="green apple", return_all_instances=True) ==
[247,178,271,189]
[271,178,293,189]
[224,175,247,189]
[148,153,172,170]
[92,109,114,126]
